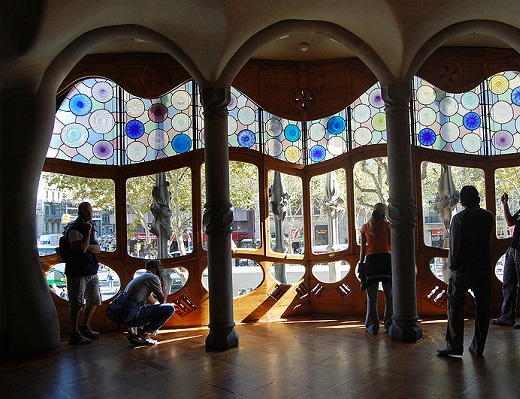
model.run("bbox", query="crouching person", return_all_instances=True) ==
[106,259,174,346]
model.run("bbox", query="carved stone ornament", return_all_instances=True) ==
[203,202,234,234]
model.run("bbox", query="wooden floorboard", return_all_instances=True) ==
[1,317,519,398]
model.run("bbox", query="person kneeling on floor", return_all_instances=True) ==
[106,259,175,346]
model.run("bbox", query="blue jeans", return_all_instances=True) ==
[365,280,392,333]
[129,303,175,334]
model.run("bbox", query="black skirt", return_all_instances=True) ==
[365,253,392,282]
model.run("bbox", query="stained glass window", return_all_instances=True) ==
[49,79,119,164]
[50,73,520,166]
[350,83,387,148]
[307,111,348,163]
[49,79,195,165]
[227,87,260,151]
[413,76,486,154]
[486,71,520,155]
[262,113,304,163]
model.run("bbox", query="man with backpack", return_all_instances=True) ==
[63,202,102,345]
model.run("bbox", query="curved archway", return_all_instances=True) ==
[408,20,520,82]
[217,20,391,88]
[39,24,205,97]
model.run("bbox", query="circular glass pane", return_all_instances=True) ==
[237,129,256,148]
[69,94,92,116]
[352,104,370,123]
[309,122,325,141]
[461,133,482,153]
[461,92,479,110]
[309,145,326,162]
[148,129,169,150]
[148,103,168,123]
[463,112,481,130]
[492,130,514,150]
[266,118,283,137]
[490,101,514,124]
[171,90,191,110]
[238,106,256,125]
[126,141,147,161]
[418,128,436,146]
[284,124,301,142]
[489,75,509,95]
[417,85,436,105]
[89,109,115,134]
[126,98,145,118]
[172,133,192,153]
[327,116,346,135]
[418,107,436,126]
[354,127,372,145]
[93,140,114,160]
[125,120,145,139]
[439,96,459,117]
[91,81,114,103]
[61,123,89,148]
[440,122,460,143]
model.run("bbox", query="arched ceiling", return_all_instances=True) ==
[1,0,519,88]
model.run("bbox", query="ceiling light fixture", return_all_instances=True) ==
[299,42,310,52]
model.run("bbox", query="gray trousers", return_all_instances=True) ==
[498,247,520,323]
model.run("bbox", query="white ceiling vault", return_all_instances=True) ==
[2,1,520,89]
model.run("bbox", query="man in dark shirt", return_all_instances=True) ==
[437,185,494,357]
[492,193,520,329]
[65,202,102,345]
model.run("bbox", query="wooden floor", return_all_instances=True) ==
[1,316,519,399]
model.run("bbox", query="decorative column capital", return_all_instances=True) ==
[201,87,230,113]
[381,83,411,111]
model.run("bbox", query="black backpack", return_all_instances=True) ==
[56,229,72,263]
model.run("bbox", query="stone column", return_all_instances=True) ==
[0,92,62,357]
[382,83,423,342]
[201,87,239,351]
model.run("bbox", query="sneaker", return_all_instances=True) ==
[69,332,91,345]
[491,318,514,326]
[80,326,100,339]
[514,322,520,329]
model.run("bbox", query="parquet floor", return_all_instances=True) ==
[1,316,519,399]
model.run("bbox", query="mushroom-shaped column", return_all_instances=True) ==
[382,83,423,342]
[201,87,239,351]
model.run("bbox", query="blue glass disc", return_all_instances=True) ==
[69,94,92,116]
[125,120,145,139]
[172,133,192,153]
[284,124,301,142]
[237,129,255,148]
[511,87,520,106]
[418,128,436,146]
[327,116,346,135]
[310,145,326,162]
[463,112,481,130]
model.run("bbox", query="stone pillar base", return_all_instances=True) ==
[205,326,239,351]
[389,318,423,343]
